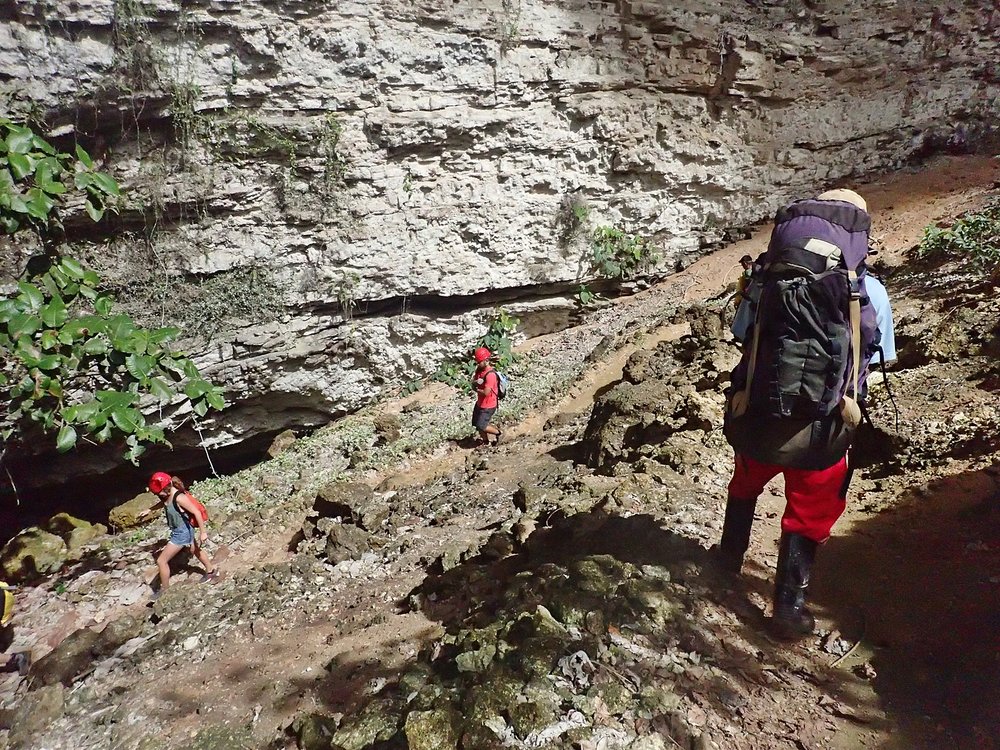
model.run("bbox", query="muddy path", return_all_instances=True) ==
[2,154,999,750]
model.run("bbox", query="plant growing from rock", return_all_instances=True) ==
[590,225,657,281]
[433,309,521,390]
[0,119,224,463]
[917,199,1000,274]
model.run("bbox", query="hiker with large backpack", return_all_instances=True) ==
[471,347,505,448]
[718,189,888,641]
[142,472,219,595]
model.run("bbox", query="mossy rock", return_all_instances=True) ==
[292,712,341,750]
[0,528,68,583]
[508,699,559,738]
[331,698,402,750]
[45,513,107,557]
[404,706,460,750]
[587,679,633,715]
[108,493,158,530]
[181,724,255,750]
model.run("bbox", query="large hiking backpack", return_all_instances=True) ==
[725,196,880,467]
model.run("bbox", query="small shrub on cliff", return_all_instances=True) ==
[591,226,657,280]
[432,309,521,390]
[0,119,224,463]
[180,265,287,340]
[917,199,1000,274]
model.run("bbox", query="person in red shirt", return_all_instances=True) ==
[471,347,502,447]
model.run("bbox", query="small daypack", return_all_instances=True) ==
[173,491,209,526]
[725,197,880,467]
[495,371,509,401]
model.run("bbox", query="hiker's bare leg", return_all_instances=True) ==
[156,542,184,589]
[192,543,215,575]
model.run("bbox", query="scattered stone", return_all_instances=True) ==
[6,683,65,749]
[292,712,342,750]
[268,429,298,458]
[32,614,145,686]
[320,521,373,564]
[0,528,68,582]
[405,707,460,750]
[374,412,402,444]
[182,635,200,651]
[314,481,386,531]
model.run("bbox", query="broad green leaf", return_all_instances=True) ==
[33,156,58,186]
[17,281,44,310]
[90,172,121,197]
[7,312,40,338]
[129,330,150,353]
[111,407,140,432]
[63,401,100,423]
[5,125,34,154]
[58,328,75,345]
[95,390,137,408]
[32,135,56,156]
[184,378,211,399]
[94,422,112,442]
[149,327,181,344]
[41,181,66,197]
[78,285,97,300]
[94,295,114,316]
[84,197,104,222]
[125,353,154,380]
[149,377,174,402]
[56,424,77,452]
[59,257,85,279]
[82,269,100,287]
[0,299,21,322]
[34,354,60,370]
[206,391,226,411]
[40,296,67,327]
[39,330,60,349]
[25,188,55,220]
[7,152,31,179]
[193,399,209,417]
[83,336,108,355]
[74,143,94,168]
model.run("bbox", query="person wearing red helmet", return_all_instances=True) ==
[141,472,218,594]
[471,347,502,448]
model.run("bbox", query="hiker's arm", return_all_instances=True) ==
[175,494,208,540]
[138,498,166,520]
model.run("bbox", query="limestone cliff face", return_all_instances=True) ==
[2,0,998,453]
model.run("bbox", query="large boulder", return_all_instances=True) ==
[108,492,158,530]
[0,528,68,582]
[45,513,107,558]
[31,614,145,687]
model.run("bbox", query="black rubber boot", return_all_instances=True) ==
[770,532,818,641]
[716,496,758,573]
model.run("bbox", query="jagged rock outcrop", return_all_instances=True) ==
[2,0,999,458]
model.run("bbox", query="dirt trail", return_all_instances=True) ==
[3,154,999,750]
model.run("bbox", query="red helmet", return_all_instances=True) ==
[474,347,491,363]
[148,472,172,494]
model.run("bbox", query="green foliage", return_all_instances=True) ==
[576,284,603,307]
[168,81,203,153]
[432,309,521,390]
[556,193,590,247]
[1,255,226,463]
[590,226,656,280]
[497,0,522,55]
[111,0,160,89]
[0,122,224,462]
[917,200,1000,273]
[180,265,286,340]
[0,119,121,234]
[333,271,360,320]
[320,114,346,197]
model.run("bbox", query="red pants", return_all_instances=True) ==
[728,454,850,542]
